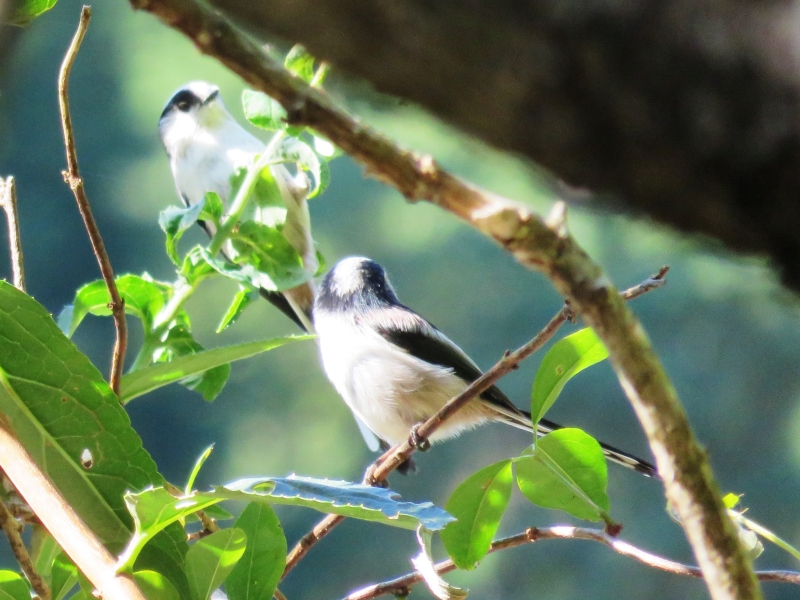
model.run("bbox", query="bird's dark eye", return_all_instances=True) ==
[176,100,191,112]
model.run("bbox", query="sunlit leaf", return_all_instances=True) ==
[59,274,170,337]
[118,487,223,571]
[186,529,247,600]
[284,45,315,82]
[186,444,215,494]
[133,570,181,600]
[242,90,285,131]
[516,429,611,523]
[200,192,224,226]
[226,503,286,600]
[50,553,78,600]
[0,571,29,600]
[120,335,312,403]
[279,138,323,197]
[230,222,308,291]
[216,476,454,531]
[412,528,468,600]
[217,287,258,333]
[530,328,609,424]
[5,0,57,26]
[441,460,512,570]
[159,201,205,264]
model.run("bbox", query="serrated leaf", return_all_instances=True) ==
[226,503,286,600]
[516,428,611,523]
[531,328,609,424]
[133,570,181,600]
[51,553,78,600]
[441,460,512,570]
[59,274,170,337]
[181,246,216,286]
[120,335,312,403]
[216,475,454,531]
[0,571,29,600]
[230,222,308,291]
[0,281,166,550]
[284,45,315,82]
[160,202,205,264]
[5,0,57,26]
[217,288,258,333]
[186,528,247,600]
[242,90,286,131]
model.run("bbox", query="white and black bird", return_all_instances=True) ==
[158,81,316,331]
[313,256,657,477]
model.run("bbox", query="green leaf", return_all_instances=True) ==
[186,528,247,600]
[531,328,609,424]
[214,476,454,531]
[216,288,258,333]
[5,0,57,26]
[230,222,308,291]
[312,135,339,158]
[226,503,286,600]
[59,274,170,337]
[440,460,513,570]
[279,138,322,198]
[284,45,315,82]
[159,201,205,264]
[118,486,224,571]
[30,526,60,581]
[516,428,611,523]
[186,444,215,494]
[153,324,231,401]
[120,335,312,403]
[0,571,29,600]
[181,246,216,286]
[242,90,285,131]
[0,281,166,550]
[51,553,78,600]
[200,192,224,225]
[133,570,181,600]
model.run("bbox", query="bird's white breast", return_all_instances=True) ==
[314,311,491,445]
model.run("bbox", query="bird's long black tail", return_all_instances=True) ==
[498,408,658,478]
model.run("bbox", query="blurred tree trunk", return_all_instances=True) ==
[211,0,800,290]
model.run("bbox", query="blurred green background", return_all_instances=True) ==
[2,1,800,598]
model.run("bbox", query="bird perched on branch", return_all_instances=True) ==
[158,81,316,331]
[313,256,657,477]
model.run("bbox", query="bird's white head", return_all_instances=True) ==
[316,257,401,313]
[158,81,233,159]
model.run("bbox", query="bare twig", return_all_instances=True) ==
[0,177,26,292]
[273,588,288,600]
[343,526,800,600]
[282,271,666,578]
[128,2,763,596]
[57,5,127,397]
[0,499,49,599]
[0,418,145,600]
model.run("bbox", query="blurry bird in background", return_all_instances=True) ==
[158,81,316,331]
[314,256,657,478]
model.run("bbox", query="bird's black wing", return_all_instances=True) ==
[369,306,524,416]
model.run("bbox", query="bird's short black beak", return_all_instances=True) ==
[202,89,220,106]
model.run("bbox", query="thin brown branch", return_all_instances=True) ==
[0,418,145,600]
[273,588,288,600]
[0,177,26,292]
[343,526,800,600]
[129,2,762,597]
[57,5,127,398]
[0,499,49,600]
[282,272,666,578]
[164,481,219,535]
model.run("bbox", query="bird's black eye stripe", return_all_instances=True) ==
[161,89,202,119]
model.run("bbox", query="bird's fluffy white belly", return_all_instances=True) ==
[316,316,490,445]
